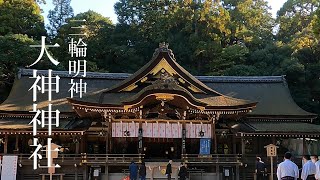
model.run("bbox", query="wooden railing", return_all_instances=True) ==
[1,153,248,165]
[182,154,242,164]
[1,153,144,165]
[80,153,144,164]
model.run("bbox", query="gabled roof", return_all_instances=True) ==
[68,45,257,113]
[203,77,316,117]
[237,121,320,135]
[103,46,217,94]
[0,69,316,119]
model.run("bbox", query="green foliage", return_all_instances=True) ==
[276,0,320,42]
[0,0,46,39]
[52,10,116,72]
[224,65,259,76]
[0,0,319,117]
[47,0,74,38]
[0,34,63,83]
[223,0,274,47]
[0,34,55,101]
[313,8,320,38]
[0,34,38,81]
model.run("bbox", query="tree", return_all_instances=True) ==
[272,0,320,118]
[52,11,115,72]
[0,34,60,101]
[114,0,232,74]
[276,0,320,42]
[113,0,274,75]
[313,8,320,39]
[223,0,274,48]
[0,0,46,39]
[224,65,258,76]
[47,0,74,38]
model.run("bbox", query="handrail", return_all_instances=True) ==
[0,153,144,157]
[187,169,205,172]
[181,154,242,163]
[0,153,145,164]
[0,153,249,165]
[182,154,242,156]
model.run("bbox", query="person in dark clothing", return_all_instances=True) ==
[166,160,173,180]
[178,162,188,180]
[139,162,147,180]
[129,161,138,180]
[256,157,267,180]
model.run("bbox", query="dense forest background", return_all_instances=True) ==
[0,0,319,119]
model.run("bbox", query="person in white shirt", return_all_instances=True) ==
[311,155,320,180]
[301,155,316,180]
[277,152,299,180]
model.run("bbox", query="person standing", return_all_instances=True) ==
[139,162,147,180]
[178,162,188,180]
[301,155,316,180]
[311,155,320,180]
[277,152,299,180]
[256,157,267,180]
[166,160,173,180]
[129,161,138,180]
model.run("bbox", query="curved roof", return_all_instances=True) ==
[67,47,257,112]
[103,48,218,94]
[0,68,316,119]
[239,121,320,133]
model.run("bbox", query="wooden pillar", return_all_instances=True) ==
[106,120,109,154]
[138,125,143,155]
[182,123,186,156]
[232,135,236,154]
[76,141,80,154]
[75,166,78,180]
[182,111,186,157]
[84,165,88,180]
[4,134,8,154]
[212,120,217,153]
[241,135,245,155]
[15,135,19,152]
[80,134,85,153]
[108,113,113,154]
[105,165,109,180]
[138,109,143,155]
[241,134,246,180]
[257,136,260,154]
[236,165,240,180]
[216,165,220,180]
[253,137,258,154]
[303,138,307,155]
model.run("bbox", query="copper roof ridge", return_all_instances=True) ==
[18,68,286,83]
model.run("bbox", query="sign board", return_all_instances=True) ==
[264,144,278,180]
[199,138,211,155]
[224,169,230,177]
[1,156,18,180]
[93,169,99,177]
[264,144,278,157]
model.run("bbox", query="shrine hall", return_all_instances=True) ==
[0,44,318,180]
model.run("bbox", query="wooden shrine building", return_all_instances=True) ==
[0,44,318,180]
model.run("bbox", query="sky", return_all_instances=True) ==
[41,0,288,24]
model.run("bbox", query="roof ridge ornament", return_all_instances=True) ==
[159,42,169,49]
[152,42,176,61]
